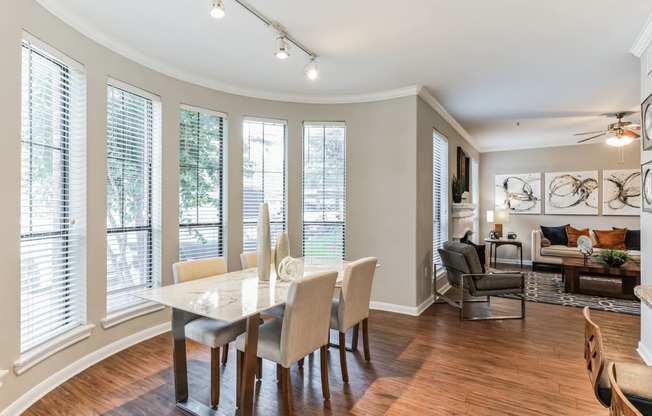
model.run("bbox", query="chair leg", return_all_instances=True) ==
[257,357,263,380]
[277,363,282,382]
[362,318,371,362]
[339,332,349,383]
[210,347,220,409]
[298,358,304,368]
[351,323,360,351]
[320,345,330,400]
[281,366,293,415]
[221,343,229,365]
[236,350,243,410]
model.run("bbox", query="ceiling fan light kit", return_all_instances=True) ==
[574,111,641,146]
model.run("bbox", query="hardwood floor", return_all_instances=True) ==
[23,297,642,415]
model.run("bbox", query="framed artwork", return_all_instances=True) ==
[457,146,470,192]
[643,161,652,213]
[494,173,541,214]
[643,92,652,151]
[602,169,640,216]
[544,171,599,215]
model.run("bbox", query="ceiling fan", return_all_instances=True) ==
[574,112,641,146]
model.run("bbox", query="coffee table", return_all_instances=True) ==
[562,257,640,299]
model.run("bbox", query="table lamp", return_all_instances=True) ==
[493,210,510,238]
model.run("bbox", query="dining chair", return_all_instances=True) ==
[583,307,652,413]
[240,249,276,269]
[329,257,378,383]
[172,256,247,409]
[235,270,338,415]
[608,362,643,416]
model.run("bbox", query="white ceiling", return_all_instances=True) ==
[38,0,652,152]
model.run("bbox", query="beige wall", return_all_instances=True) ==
[480,144,640,262]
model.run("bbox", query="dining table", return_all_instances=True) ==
[135,257,349,416]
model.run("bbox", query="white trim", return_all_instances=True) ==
[107,77,161,102]
[638,341,652,365]
[417,87,480,152]
[303,121,346,127]
[1,323,170,416]
[0,370,8,388]
[495,258,533,266]
[22,30,84,72]
[370,301,421,316]
[101,302,166,329]
[243,116,288,125]
[13,324,95,376]
[630,12,652,58]
[180,103,228,119]
[416,295,434,315]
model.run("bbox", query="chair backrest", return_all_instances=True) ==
[583,306,607,407]
[280,270,338,367]
[337,257,378,331]
[438,241,483,291]
[172,257,227,284]
[240,249,276,269]
[608,362,643,416]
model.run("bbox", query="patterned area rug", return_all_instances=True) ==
[500,271,640,315]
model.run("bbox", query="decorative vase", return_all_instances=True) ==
[257,203,271,281]
[274,231,289,277]
[605,259,625,268]
[453,194,462,203]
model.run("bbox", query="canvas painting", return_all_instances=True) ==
[494,173,541,214]
[544,171,598,215]
[603,169,641,216]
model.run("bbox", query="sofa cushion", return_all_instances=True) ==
[541,245,585,258]
[541,238,551,247]
[565,225,589,247]
[540,225,569,246]
[594,229,627,250]
[613,228,641,251]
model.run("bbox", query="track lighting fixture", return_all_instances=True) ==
[304,59,318,80]
[275,37,290,59]
[210,0,225,18]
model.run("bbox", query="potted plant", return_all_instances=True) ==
[597,248,632,267]
[452,175,464,203]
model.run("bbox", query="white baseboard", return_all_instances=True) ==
[495,257,533,266]
[638,341,652,365]
[1,322,170,416]
[370,296,433,316]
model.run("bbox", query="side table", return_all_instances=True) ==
[483,238,523,269]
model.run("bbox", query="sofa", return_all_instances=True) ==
[531,229,641,270]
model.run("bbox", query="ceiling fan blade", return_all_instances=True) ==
[627,123,641,130]
[577,132,606,143]
[573,130,607,136]
[623,129,640,138]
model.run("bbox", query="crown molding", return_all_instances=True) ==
[416,87,481,152]
[630,12,652,57]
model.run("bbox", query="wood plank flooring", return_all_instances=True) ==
[23,294,642,415]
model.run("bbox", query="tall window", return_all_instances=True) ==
[302,122,346,258]
[242,118,286,252]
[20,37,86,352]
[179,105,226,261]
[471,158,479,243]
[433,131,449,267]
[106,81,161,314]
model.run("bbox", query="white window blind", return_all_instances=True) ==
[106,81,161,314]
[179,105,226,261]
[471,158,479,243]
[302,122,346,259]
[242,118,286,252]
[433,132,449,267]
[20,38,87,352]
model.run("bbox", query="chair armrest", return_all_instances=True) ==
[531,230,542,262]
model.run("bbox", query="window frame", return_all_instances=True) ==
[433,131,449,269]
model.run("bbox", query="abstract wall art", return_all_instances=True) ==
[602,169,641,216]
[544,171,599,215]
[494,173,541,214]
[643,161,652,213]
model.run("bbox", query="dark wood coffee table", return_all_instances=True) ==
[562,257,640,299]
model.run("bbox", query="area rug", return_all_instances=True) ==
[500,271,640,316]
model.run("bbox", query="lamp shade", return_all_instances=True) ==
[486,210,494,223]
[494,210,510,224]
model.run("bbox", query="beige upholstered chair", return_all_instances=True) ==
[608,362,644,416]
[172,257,247,409]
[329,257,378,382]
[239,249,275,269]
[583,306,652,413]
[235,270,338,415]
[437,241,525,320]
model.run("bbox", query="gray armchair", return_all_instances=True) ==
[437,241,525,320]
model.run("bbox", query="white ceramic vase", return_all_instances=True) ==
[274,231,290,276]
[257,203,271,281]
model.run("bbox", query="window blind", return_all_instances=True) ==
[179,105,226,261]
[242,118,286,252]
[302,122,345,258]
[106,82,161,314]
[20,38,87,352]
[471,158,479,243]
[433,132,448,268]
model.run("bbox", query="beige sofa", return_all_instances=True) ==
[530,230,641,270]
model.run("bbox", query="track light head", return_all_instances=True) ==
[210,0,225,18]
[275,37,290,59]
[304,59,318,80]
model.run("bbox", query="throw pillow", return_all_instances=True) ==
[565,225,589,247]
[541,238,551,247]
[540,225,569,246]
[594,229,627,250]
[463,240,487,272]
[613,228,640,251]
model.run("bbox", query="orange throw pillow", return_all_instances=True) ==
[594,229,627,250]
[565,226,589,247]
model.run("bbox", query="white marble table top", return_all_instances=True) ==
[135,258,348,324]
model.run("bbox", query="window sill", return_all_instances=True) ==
[0,369,8,387]
[101,301,165,329]
[14,324,95,375]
